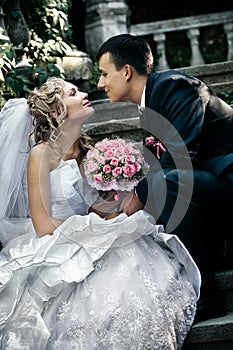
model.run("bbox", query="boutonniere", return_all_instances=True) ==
[144,135,166,159]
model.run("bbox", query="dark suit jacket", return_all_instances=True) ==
[144,70,233,174]
[137,70,233,204]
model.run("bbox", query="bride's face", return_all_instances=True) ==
[62,82,92,118]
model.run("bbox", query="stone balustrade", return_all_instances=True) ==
[1,0,233,87]
[129,11,233,70]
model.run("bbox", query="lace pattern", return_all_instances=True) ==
[44,237,197,350]
[46,270,196,350]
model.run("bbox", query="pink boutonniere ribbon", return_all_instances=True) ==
[145,136,166,159]
[154,141,166,159]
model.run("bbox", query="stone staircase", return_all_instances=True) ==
[84,60,233,349]
[183,269,233,349]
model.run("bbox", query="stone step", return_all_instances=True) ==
[215,269,233,312]
[183,269,233,349]
[84,84,233,142]
[183,312,233,350]
[176,61,233,93]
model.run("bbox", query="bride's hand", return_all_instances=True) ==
[88,190,121,218]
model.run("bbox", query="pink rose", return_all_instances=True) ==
[103,165,112,173]
[133,162,141,172]
[145,136,156,146]
[123,164,136,178]
[96,138,108,151]
[94,173,102,183]
[112,167,122,177]
[114,192,120,200]
[110,158,119,167]
[87,149,100,160]
[98,156,106,164]
[115,146,124,157]
[125,155,135,163]
[123,146,132,154]
[88,160,98,172]
[104,149,115,159]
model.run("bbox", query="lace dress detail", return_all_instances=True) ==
[0,159,200,350]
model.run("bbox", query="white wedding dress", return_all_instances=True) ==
[0,159,201,350]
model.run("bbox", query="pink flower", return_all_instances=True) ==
[123,164,136,178]
[98,156,106,164]
[112,167,122,177]
[88,160,98,172]
[115,147,124,157]
[87,149,99,160]
[125,155,135,163]
[133,162,141,172]
[96,138,108,151]
[123,146,132,154]
[145,136,156,146]
[110,158,119,167]
[103,165,112,173]
[94,173,102,183]
[84,137,149,193]
[104,149,115,159]
[114,192,120,200]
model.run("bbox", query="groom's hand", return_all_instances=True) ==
[120,191,144,216]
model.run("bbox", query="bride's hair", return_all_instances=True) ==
[28,77,92,159]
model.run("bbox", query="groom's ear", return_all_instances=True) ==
[124,64,133,81]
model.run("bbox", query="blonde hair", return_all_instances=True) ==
[28,77,92,161]
[28,77,66,144]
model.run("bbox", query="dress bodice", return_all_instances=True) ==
[50,159,97,220]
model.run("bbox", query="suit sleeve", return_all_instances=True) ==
[135,177,148,205]
[145,73,209,168]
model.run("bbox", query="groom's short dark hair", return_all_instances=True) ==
[96,34,154,75]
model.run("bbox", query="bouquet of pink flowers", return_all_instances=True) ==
[84,137,149,196]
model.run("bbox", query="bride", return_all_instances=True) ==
[0,77,200,350]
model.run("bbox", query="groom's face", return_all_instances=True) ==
[98,52,130,103]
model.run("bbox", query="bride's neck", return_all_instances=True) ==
[65,141,80,163]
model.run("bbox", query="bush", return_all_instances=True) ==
[0,0,73,101]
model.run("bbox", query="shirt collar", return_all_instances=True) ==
[138,85,146,113]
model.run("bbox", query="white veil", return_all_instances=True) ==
[0,98,34,244]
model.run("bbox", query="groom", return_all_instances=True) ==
[96,33,233,322]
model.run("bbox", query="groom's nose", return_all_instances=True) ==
[97,76,104,90]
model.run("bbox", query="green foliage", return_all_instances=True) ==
[0,0,73,102]
[200,26,227,64]
[25,0,73,61]
[164,32,190,69]
[85,62,101,93]
[5,72,33,97]
[35,62,64,84]
[217,90,233,105]
[0,38,16,105]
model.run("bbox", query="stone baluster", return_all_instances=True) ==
[153,33,169,71]
[186,28,204,66]
[224,22,233,61]
[85,0,130,59]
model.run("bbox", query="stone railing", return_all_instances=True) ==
[129,11,233,70]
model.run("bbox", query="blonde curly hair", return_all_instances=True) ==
[28,77,92,159]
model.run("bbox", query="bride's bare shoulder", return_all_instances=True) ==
[29,143,60,171]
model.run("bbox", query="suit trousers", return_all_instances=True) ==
[149,167,233,297]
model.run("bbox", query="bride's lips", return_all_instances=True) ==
[83,100,91,107]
